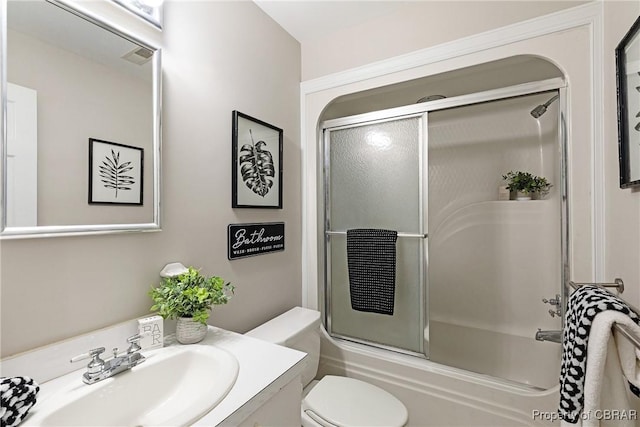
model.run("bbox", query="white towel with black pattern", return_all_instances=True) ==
[346,228,398,315]
[559,285,640,423]
[1,376,40,426]
[574,311,640,427]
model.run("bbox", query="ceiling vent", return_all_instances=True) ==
[122,47,153,65]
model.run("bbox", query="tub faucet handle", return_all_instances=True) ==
[542,294,562,318]
[542,295,561,305]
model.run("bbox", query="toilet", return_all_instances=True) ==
[246,307,409,427]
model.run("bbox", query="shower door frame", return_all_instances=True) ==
[322,77,569,360]
[323,112,429,357]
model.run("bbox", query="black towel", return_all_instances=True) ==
[346,229,398,315]
[559,285,640,423]
[0,376,40,427]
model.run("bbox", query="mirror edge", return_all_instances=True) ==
[0,0,162,239]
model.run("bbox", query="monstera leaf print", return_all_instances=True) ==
[99,149,135,198]
[239,130,275,197]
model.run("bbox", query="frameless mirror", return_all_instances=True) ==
[1,0,161,238]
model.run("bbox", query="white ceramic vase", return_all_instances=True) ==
[176,317,207,344]
[516,191,532,201]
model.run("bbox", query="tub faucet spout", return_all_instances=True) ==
[535,329,562,343]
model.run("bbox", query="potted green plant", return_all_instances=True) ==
[149,266,234,344]
[531,175,553,199]
[502,170,552,200]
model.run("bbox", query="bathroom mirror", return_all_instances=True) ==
[1,0,162,238]
[112,0,163,29]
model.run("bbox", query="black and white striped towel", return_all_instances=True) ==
[559,285,640,423]
[346,229,398,316]
[1,376,40,427]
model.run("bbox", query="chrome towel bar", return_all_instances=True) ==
[325,231,427,239]
[568,279,640,350]
[568,278,625,293]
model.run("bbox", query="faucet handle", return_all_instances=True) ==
[70,347,105,363]
[126,332,149,353]
[70,347,106,377]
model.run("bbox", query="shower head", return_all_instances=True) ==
[530,94,559,118]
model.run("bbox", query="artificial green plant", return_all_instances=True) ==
[502,170,552,197]
[149,267,234,324]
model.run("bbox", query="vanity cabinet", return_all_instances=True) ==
[237,378,302,427]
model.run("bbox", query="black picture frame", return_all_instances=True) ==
[88,138,143,205]
[616,15,640,188]
[227,222,285,260]
[232,111,283,208]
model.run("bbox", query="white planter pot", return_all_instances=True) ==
[516,191,532,201]
[176,317,207,344]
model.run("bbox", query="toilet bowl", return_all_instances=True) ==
[246,307,408,427]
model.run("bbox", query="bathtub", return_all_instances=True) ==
[317,327,561,426]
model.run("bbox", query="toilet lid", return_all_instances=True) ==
[302,376,408,427]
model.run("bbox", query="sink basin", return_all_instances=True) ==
[24,344,239,426]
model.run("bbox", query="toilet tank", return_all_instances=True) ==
[246,307,321,387]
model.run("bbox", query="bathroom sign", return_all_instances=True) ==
[227,222,285,260]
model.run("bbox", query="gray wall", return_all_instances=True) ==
[0,1,301,357]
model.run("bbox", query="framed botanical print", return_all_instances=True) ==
[232,111,283,208]
[89,138,143,205]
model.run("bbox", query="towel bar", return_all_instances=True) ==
[615,323,640,349]
[325,231,428,238]
[568,279,640,351]
[568,278,624,293]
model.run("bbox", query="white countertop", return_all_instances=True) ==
[192,327,306,426]
[2,324,307,426]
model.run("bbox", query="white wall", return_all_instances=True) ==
[0,0,301,358]
[301,1,585,81]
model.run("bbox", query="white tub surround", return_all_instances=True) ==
[0,322,306,426]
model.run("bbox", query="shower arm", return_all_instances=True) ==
[541,94,559,108]
[530,94,560,118]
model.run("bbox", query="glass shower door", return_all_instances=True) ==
[324,114,427,355]
[426,93,562,388]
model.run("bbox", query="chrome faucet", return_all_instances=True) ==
[535,329,562,343]
[70,333,147,385]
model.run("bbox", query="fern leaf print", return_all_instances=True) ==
[239,129,275,197]
[99,149,136,198]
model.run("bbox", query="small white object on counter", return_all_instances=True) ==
[138,316,163,350]
[159,262,189,278]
